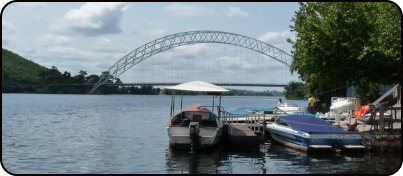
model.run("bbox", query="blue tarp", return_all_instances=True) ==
[287,112,323,117]
[281,115,352,134]
[230,106,276,116]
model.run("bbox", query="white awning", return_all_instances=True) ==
[165,81,229,92]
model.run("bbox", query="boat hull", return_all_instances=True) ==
[167,126,222,149]
[266,124,363,152]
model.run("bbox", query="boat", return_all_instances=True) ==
[277,102,301,114]
[165,81,228,151]
[330,97,355,112]
[226,102,302,123]
[266,114,365,152]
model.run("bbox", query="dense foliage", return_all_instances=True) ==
[283,81,309,100]
[290,2,401,108]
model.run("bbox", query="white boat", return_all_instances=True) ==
[227,106,286,122]
[330,97,355,113]
[277,103,301,114]
[165,81,228,151]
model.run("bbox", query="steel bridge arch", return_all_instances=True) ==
[90,30,293,93]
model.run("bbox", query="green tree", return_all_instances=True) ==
[290,2,401,107]
[86,74,100,83]
[284,81,309,100]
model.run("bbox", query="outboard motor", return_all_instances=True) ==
[189,122,200,151]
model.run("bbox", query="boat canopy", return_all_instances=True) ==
[165,81,229,93]
[281,115,354,134]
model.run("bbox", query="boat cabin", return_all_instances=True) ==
[170,104,219,127]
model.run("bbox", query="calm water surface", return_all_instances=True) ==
[2,94,401,174]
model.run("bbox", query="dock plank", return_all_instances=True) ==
[225,124,260,145]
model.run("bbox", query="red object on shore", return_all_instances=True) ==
[354,105,369,118]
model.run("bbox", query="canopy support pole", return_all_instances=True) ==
[212,95,215,115]
[180,90,183,119]
[170,91,174,117]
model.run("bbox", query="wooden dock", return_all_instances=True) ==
[224,123,261,146]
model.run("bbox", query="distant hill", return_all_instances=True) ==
[2,48,48,92]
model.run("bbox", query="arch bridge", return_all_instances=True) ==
[90,30,293,93]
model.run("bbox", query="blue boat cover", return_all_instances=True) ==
[281,115,353,134]
[288,112,321,117]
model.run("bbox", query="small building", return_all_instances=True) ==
[346,85,394,98]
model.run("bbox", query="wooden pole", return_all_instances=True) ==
[180,90,183,119]
[263,118,267,136]
[336,112,341,126]
[170,91,174,117]
[380,108,385,133]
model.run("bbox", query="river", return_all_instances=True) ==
[2,94,401,174]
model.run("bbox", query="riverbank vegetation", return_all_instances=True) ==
[283,81,308,100]
[290,2,401,111]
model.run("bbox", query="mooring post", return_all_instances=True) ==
[380,108,385,133]
[335,112,341,126]
[263,118,267,136]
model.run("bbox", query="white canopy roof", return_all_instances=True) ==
[165,81,229,92]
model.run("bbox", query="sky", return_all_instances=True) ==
[2,2,402,92]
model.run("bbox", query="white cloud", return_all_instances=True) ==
[258,31,290,43]
[2,20,15,35]
[258,30,295,53]
[50,2,128,36]
[2,20,16,46]
[163,3,216,17]
[143,22,168,38]
[38,34,71,45]
[16,2,46,8]
[163,3,249,19]
[225,6,249,18]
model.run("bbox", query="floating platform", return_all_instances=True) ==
[223,123,260,146]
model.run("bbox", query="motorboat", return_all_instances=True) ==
[225,106,287,123]
[330,97,355,112]
[165,81,228,151]
[277,103,301,114]
[328,97,356,125]
[226,102,302,123]
[266,114,365,152]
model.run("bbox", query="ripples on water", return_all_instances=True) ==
[2,94,401,174]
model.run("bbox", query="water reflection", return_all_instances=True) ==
[165,139,401,174]
[165,146,224,174]
[165,143,268,174]
[267,143,341,173]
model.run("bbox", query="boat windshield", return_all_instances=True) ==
[275,118,289,127]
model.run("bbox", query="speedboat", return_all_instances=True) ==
[165,81,228,151]
[228,106,285,122]
[330,97,355,112]
[277,103,301,114]
[266,114,365,152]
